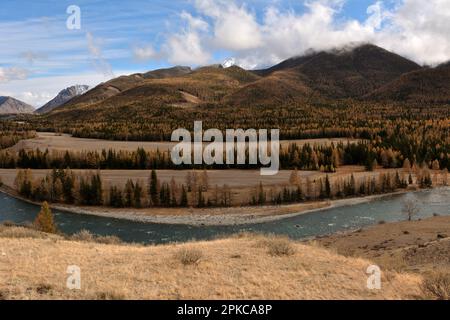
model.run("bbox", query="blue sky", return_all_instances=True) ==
[0,0,449,106]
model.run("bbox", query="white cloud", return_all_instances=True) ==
[151,0,450,68]
[195,0,262,51]
[373,0,450,65]
[0,67,30,83]
[165,31,211,66]
[162,11,211,65]
[133,45,158,61]
[86,32,115,77]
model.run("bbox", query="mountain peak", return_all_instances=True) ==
[253,43,421,98]
[36,85,90,114]
[0,96,34,114]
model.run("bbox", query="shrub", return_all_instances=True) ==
[95,235,123,245]
[95,291,126,300]
[175,248,203,265]
[35,284,53,295]
[421,272,450,300]
[267,238,295,256]
[0,290,8,300]
[1,220,18,227]
[70,230,95,242]
[70,230,122,245]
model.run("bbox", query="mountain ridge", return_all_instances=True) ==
[0,96,35,114]
[43,44,448,124]
[36,85,90,114]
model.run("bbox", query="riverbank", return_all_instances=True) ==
[0,184,427,226]
[315,215,450,275]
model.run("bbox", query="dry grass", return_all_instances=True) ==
[9,132,360,153]
[0,231,422,300]
[0,224,56,240]
[421,272,450,300]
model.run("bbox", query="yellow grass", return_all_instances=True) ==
[8,132,360,153]
[0,230,422,300]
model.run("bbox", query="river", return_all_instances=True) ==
[0,188,449,244]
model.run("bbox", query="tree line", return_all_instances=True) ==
[2,140,447,172]
[14,169,234,209]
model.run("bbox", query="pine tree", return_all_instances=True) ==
[34,202,57,234]
[124,179,134,207]
[180,185,188,207]
[289,168,299,185]
[325,175,331,198]
[149,169,159,206]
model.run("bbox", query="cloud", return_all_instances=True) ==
[133,45,159,61]
[86,32,115,77]
[195,0,262,51]
[148,0,450,68]
[373,0,450,65]
[20,51,48,65]
[0,67,30,83]
[162,11,211,65]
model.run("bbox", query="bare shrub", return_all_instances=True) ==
[95,235,123,245]
[402,198,420,221]
[95,291,126,300]
[175,247,203,265]
[70,230,95,242]
[70,230,122,245]
[36,284,53,295]
[0,290,8,300]
[421,272,450,300]
[267,238,295,256]
[1,221,18,227]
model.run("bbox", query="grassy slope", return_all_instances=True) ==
[317,216,450,274]
[0,228,421,300]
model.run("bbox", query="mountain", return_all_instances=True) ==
[0,96,34,114]
[46,65,260,122]
[36,85,89,114]
[42,44,449,126]
[365,63,450,103]
[61,66,192,108]
[250,44,422,100]
[142,66,192,79]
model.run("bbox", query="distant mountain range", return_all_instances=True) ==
[0,96,34,114]
[36,85,90,114]
[34,44,450,122]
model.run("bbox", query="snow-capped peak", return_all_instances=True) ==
[222,58,236,68]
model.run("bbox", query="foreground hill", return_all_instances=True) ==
[0,96,34,114]
[0,228,421,300]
